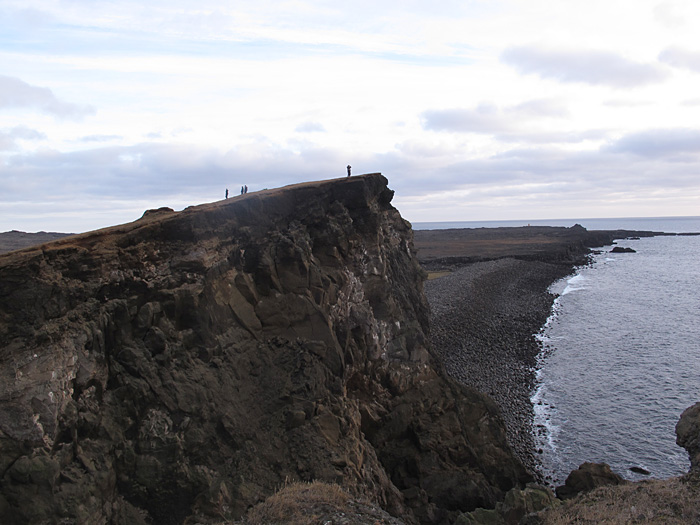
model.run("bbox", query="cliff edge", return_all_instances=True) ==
[0,174,528,524]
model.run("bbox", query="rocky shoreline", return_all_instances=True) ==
[412,225,655,483]
[424,258,573,480]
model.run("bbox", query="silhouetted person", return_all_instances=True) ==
[241,186,244,195]
[225,188,229,199]
[347,165,351,177]
[244,185,248,193]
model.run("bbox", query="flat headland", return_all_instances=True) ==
[414,225,662,480]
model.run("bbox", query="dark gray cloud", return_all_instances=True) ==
[0,141,349,202]
[0,75,96,119]
[0,126,46,151]
[501,46,669,87]
[658,47,700,73]
[604,128,700,158]
[391,143,698,203]
[421,99,568,134]
[3,132,700,232]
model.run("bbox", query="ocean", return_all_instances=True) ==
[414,216,700,484]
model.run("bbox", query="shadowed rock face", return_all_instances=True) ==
[677,402,700,473]
[0,174,528,524]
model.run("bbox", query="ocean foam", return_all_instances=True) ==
[532,382,559,453]
[561,274,586,296]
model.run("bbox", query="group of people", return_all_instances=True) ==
[225,167,352,200]
[225,186,248,199]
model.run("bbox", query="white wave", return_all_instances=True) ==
[532,383,559,452]
[561,273,586,296]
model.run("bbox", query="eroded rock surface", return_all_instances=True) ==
[555,462,626,500]
[0,174,528,524]
[677,401,700,473]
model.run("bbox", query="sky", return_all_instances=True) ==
[2,0,700,233]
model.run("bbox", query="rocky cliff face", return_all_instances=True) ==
[0,174,528,524]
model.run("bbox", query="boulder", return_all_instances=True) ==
[677,401,700,472]
[455,483,558,525]
[555,462,626,500]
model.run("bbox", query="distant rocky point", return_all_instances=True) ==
[0,230,73,254]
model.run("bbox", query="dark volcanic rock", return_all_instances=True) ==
[0,174,528,524]
[629,466,650,475]
[555,462,626,500]
[677,401,700,473]
[610,246,636,253]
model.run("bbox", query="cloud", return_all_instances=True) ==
[604,128,700,158]
[1,141,351,203]
[653,1,687,28]
[0,75,96,119]
[603,99,652,108]
[498,129,608,144]
[295,121,326,133]
[422,104,508,133]
[421,99,568,134]
[0,126,46,151]
[3,133,700,232]
[501,46,669,87]
[78,134,123,143]
[658,47,700,73]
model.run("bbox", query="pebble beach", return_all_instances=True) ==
[424,258,573,479]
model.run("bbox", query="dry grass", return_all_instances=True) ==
[538,476,700,524]
[243,481,352,525]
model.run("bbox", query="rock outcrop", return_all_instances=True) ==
[677,401,700,473]
[0,174,528,524]
[555,462,626,500]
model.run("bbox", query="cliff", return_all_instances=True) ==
[0,174,529,524]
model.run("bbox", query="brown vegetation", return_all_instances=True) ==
[242,481,405,525]
[536,475,700,524]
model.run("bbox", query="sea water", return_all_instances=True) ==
[532,220,700,484]
[415,216,700,484]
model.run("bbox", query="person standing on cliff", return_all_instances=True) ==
[225,188,229,199]
[347,165,351,177]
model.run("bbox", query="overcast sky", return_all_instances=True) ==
[2,0,700,232]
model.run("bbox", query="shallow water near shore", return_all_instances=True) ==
[533,226,700,484]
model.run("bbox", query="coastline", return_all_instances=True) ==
[413,225,640,481]
[424,258,573,480]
